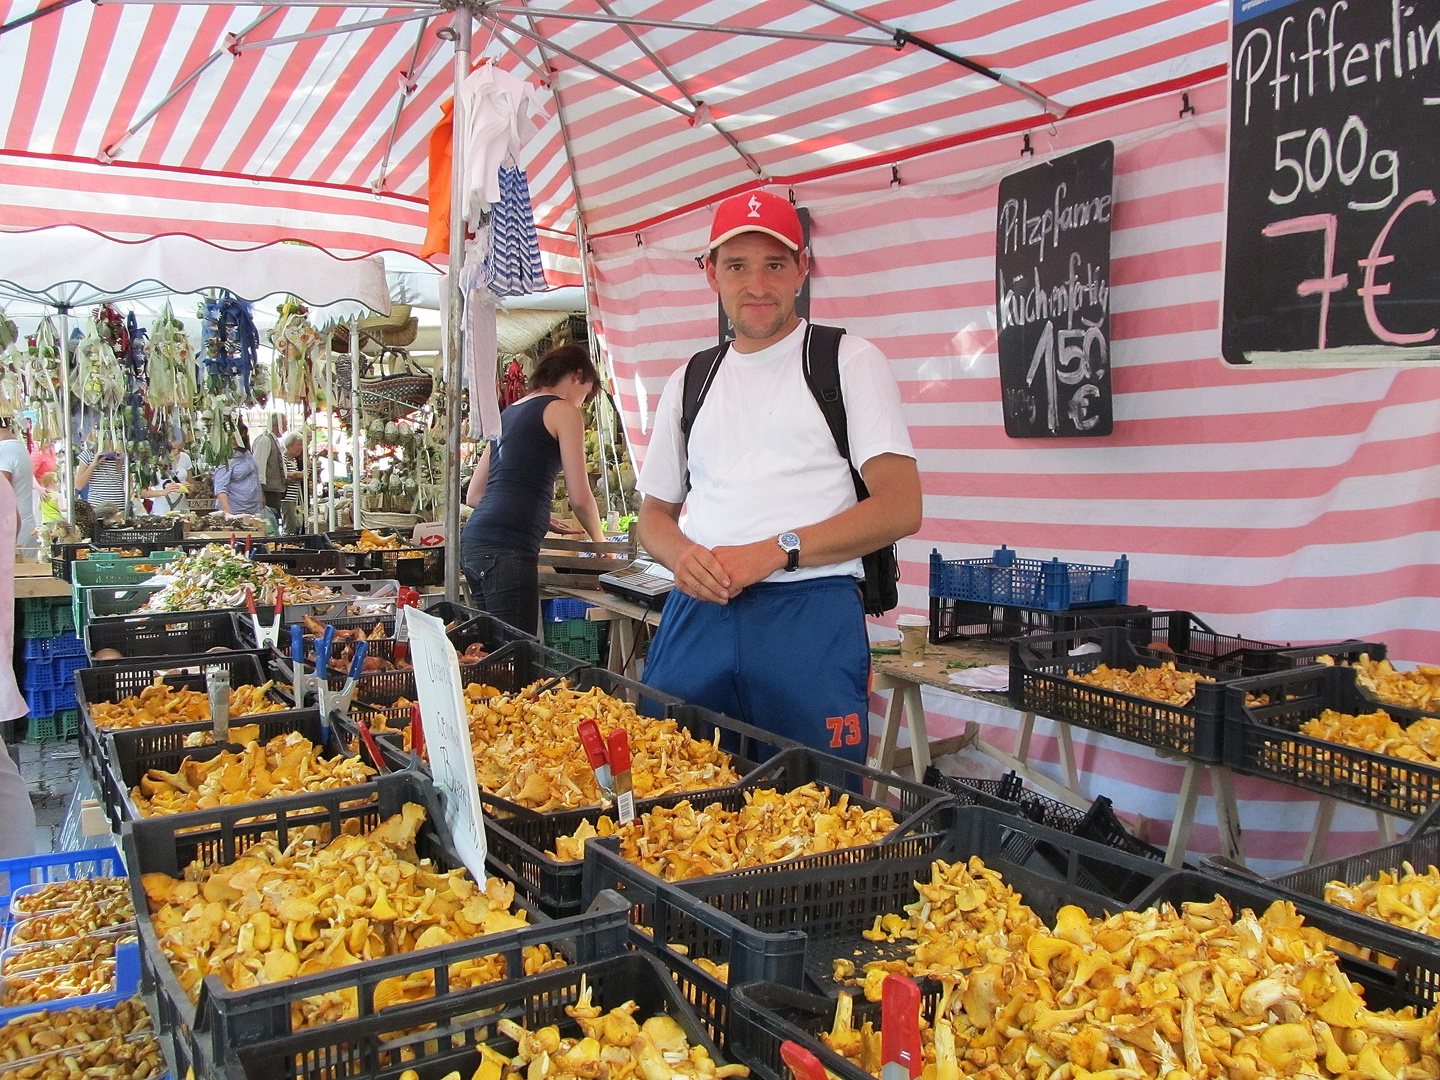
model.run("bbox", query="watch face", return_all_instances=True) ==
[779,532,800,550]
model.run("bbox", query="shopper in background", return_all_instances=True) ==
[636,190,921,763]
[134,437,191,515]
[0,467,37,857]
[31,449,61,527]
[74,443,127,517]
[213,421,266,518]
[461,344,605,635]
[0,419,36,558]
[280,432,304,533]
[252,415,287,524]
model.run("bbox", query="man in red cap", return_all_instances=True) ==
[635,189,921,762]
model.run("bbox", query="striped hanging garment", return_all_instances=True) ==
[484,165,547,298]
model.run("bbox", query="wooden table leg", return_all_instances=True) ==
[904,683,931,788]
[1212,765,1245,865]
[1014,712,1036,763]
[1165,760,1204,867]
[1056,723,1080,793]
[868,677,910,804]
[1376,813,1397,843]
[1305,797,1337,864]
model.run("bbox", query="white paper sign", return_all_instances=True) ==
[404,607,488,883]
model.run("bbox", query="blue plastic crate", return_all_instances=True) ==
[543,597,594,621]
[0,939,141,1025]
[25,688,54,717]
[22,660,55,692]
[53,683,77,710]
[52,632,86,658]
[57,655,86,685]
[0,845,124,918]
[929,545,1128,611]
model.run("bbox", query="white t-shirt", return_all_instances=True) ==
[0,439,35,555]
[638,321,914,584]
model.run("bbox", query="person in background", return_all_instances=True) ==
[75,442,127,517]
[0,465,37,857]
[461,343,605,635]
[251,415,287,524]
[280,432,304,533]
[213,421,266,518]
[0,419,36,558]
[135,437,192,515]
[30,449,61,527]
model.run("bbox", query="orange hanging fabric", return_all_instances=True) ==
[420,97,455,260]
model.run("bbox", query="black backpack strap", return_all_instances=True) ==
[801,323,869,501]
[678,341,729,496]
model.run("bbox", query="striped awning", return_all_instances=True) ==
[0,1,1228,283]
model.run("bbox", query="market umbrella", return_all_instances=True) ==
[0,1,1226,597]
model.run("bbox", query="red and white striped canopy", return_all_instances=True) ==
[0,0,1228,278]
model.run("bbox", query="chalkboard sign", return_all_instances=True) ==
[1223,0,1440,365]
[719,206,811,343]
[995,142,1115,438]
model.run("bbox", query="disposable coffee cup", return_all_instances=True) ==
[896,614,928,663]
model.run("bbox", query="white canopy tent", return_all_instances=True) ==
[0,226,393,525]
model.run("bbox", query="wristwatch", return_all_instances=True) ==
[778,532,801,572]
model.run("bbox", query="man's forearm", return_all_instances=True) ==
[637,500,694,570]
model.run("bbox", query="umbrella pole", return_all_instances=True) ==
[443,10,471,603]
[327,346,336,531]
[350,317,361,530]
[57,305,73,527]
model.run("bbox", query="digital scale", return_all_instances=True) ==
[598,559,674,610]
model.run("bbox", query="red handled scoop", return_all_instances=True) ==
[578,718,613,795]
[606,728,635,823]
[781,1042,828,1080]
[881,975,922,1080]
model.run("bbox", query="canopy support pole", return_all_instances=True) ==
[57,307,72,526]
[442,9,471,603]
[327,348,336,531]
[350,317,361,530]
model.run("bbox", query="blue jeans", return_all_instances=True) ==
[461,544,540,636]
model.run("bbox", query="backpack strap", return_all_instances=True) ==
[679,340,729,496]
[801,324,869,501]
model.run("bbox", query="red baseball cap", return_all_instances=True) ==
[709,190,803,252]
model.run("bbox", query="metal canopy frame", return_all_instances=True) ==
[27,0,1068,599]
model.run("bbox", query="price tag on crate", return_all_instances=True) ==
[405,606,488,883]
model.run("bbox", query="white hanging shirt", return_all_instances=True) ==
[638,321,914,584]
[458,62,545,225]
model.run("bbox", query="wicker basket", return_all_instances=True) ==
[359,349,433,418]
[330,306,417,352]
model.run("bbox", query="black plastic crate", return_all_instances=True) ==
[1269,831,1440,1005]
[490,747,950,919]
[102,708,379,828]
[121,769,572,1079]
[1131,869,1426,1011]
[83,584,166,621]
[929,597,1152,644]
[84,610,252,663]
[1225,664,1440,818]
[338,661,761,817]
[1010,625,1233,761]
[93,521,185,546]
[729,862,1425,1080]
[76,651,290,784]
[230,945,729,1080]
[370,543,445,586]
[605,801,1169,1048]
[252,549,347,575]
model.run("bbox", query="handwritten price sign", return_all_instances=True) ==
[995,141,1115,438]
[1223,0,1440,364]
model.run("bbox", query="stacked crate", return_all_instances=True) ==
[16,597,81,742]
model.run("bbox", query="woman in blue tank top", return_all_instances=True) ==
[461,344,605,634]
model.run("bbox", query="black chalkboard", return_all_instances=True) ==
[995,141,1115,438]
[1223,0,1440,364]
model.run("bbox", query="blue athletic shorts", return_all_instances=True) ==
[642,575,871,763]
